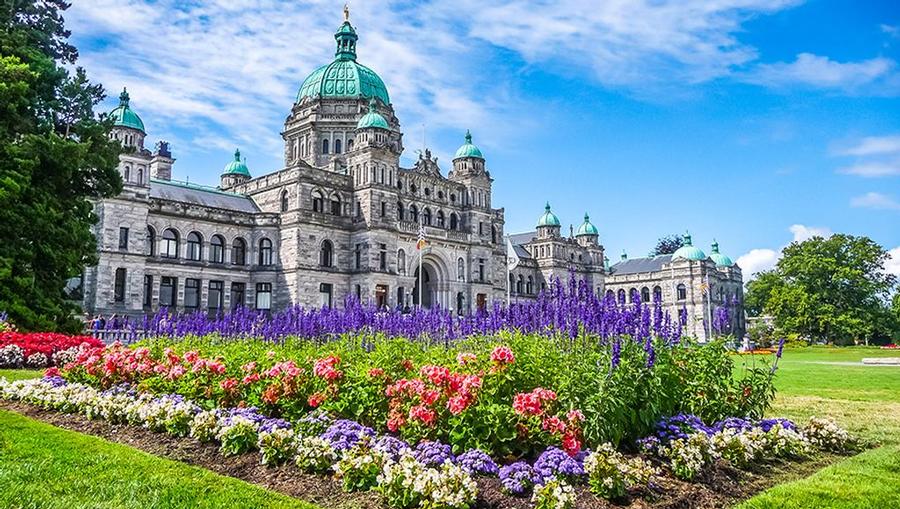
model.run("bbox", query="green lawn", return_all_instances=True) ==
[0,369,42,381]
[0,408,318,509]
[736,347,900,508]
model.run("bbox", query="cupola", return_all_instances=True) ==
[356,98,389,130]
[536,202,562,239]
[220,148,251,190]
[672,232,708,261]
[575,213,599,236]
[708,240,734,267]
[453,130,484,160]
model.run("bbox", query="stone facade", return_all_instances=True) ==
[82,11,744,340]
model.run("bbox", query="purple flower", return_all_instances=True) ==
[758,418,796,432]
[652,413,713,443]
[373,435,411,460]
[776,338,785,359]
[413,440,454,466]
[499,461,534,495]
[532,447,585,484]
[611,338,621,369]
[320,419,375,451]
[456,449,499,476]
[42,375,67,388]
[713,417,753,433]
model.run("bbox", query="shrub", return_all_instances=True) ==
[295,436,340,473]
[802,417,855,452]
[0,344,24,368]
[583,443,655,500]
[335,445,388,492]
[25,352,49,368]
[258,428,297,466]
[532,477,576,509]
[217,415,259,456]
[189,410,220,442]
[658,433,717,481]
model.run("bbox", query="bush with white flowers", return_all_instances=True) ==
[659,432,717,481]
[334,445,388,492]
[25,352,48,368]
[802,417,854,452]
[0,344,24,368]
[531,477,576,509]
[295,435,340,473]
[583,443,656,500]
[51,346,80,367]
[217,415,259,456]
[259,427,297,466]
[710,427,767,468]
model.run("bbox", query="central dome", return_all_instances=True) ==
[296,15,390,104]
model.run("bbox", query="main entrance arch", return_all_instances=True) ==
[411,255,449,309]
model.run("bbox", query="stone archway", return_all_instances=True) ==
[411,254,449,309]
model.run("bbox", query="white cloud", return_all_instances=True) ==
[850,192,900,210]
[746,53,896,92]
[789,224,832,242]
[886,247,900,277]
[736,248,780,277]
[836,134,900,157]
[882,24,900,39]
[838,160,900,177]
[737,224,831,280]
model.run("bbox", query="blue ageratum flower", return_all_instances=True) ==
[456,449,499,476]
[373,435,411,461]
[532,446,585,485]
[758,418,797,432]
[320,419,375,451]
[499,461,534,495]
[413,440,454,466]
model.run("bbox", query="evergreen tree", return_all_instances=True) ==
[650,234,684,256]
[0,1,121,331]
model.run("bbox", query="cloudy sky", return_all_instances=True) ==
[66,0,900,278]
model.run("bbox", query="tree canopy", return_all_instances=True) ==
[0,1,122,331]
[745,234,898,345]
[651,234,684,256]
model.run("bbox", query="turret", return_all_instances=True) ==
[536,202,561,239]
[575,212,599,246]
[108,88,146,149]
[220,148,251,190]
[150,141,174,181]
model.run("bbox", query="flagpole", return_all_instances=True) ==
[506,236,511,308]
[418,217,423,309]
[705,273,712,341]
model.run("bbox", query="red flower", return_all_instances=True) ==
[262,385,281,405]
[409,405,437,426]
[457,352,477,366]
[542,416,566,434]
[219,378,239,392]
[368,368,385,378]
[44,367,61,378]
[401,359,414,371]
[419,365,450,386]
[313,356,343,381]
[513,391,543,416]
[562,432,582,455]
[308,392,326,408]
[490,345,515,365]
[447,394,472,415]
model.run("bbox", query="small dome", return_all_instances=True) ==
[222,148,251,177]
[356,98,389,130]
[536,202,561,227]
[576,213,599,236]
[672,233,707,261]
[708,240,734,267]
[109,88,145,132]
[454,130,484,159]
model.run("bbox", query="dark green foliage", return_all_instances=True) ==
[650,234,684,256]
[0,1,122,331]
[744,235,898,345]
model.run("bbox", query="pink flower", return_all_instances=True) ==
[241,361,257,373]
[533,388,557,402]
[308,392,326,408]
[183,351,199,364]
[562,433,582,455]
[513,392,543,416]
[419,365,450,386]
[409,405,437,426]
[456,352,477,366]
[314,356,343,381]
[447,394,471,415]
[242,373,260,385]
[566,409,584,423]
[542,416,566,434]
[220,378,239,392]
[421,389,441,406]
[490,346,515,365]
[168,365,186,380]
[44,367,61,378]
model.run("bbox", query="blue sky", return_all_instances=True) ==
[67,0,900,278]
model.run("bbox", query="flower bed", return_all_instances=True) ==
[0,374,857,509]
[0,331,101,369]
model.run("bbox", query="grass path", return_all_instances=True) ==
[0,370,316,509]
[735,347,900,508]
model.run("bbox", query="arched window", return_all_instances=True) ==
[124,167,130,182]
[409,204,418,223]
[457,258,465,281]
[641,287,650,303]
[629,288,639,303]
[653,285,663,302]
[398,249,406,274]
[137,168,143,184]
[617,289,626,304]
[423,207,432,226]
[334,139,342,154]
[258,238,273,266]
[677,284,687,301]
[509,273,516,294]
[322,139,329,154]
[232,238,247,265]
[187,232,202,261]
[527,276,534,295]
[320,240,334,267]
[161,229,179,258]
[516,275,524,294]
[437,210,445,228]
[330,194,341,216]
[397,179,403,190]
[347,139,354,151]
[210,235,225,263]
[312,190,324,213]
[606,289,615,299]
[397,202,405,221]
[146,226,156,256]
[280,190,289,212]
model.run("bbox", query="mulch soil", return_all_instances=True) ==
[0,401,840,509]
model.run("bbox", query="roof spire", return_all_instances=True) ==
[683,231,693,246]
[465,129,473,144]
[584,212,590,222]
[344,3,350,22]
[621,250,627,260]
[545,202,551,212]
[233,148,241,161]
[711,239,720,253]
[334,4,358,60]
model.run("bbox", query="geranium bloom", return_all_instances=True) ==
[241,361,257,373]
[242,373,260,385]
[421,389,441,406]
[533,388,557,402]
[457,352,477,366]
[513,392,543,416]
[401,359,414,371]
[368,368,384,378]
[220,378,239,392]
[567,409,584,423]
[262,385,280,405]
[409,404,437,426]
[490,346,515,365]
[313,356,342,381]
[183,351,199,364]
[44,367,61,378]
[542,416,566,434]
[419,365,450,386]
[447,394,473,415]
[387,411,406,432]
[308,392,326,408]
[562,432,582,455]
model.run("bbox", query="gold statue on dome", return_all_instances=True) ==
[344,3,350,22]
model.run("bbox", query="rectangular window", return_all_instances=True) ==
[319,283,333,308]
[380,201,387,218]
[143,275,153,307]
[256,282,272,310]
[114,268,126,302]
[230,282,246,310]
[118,227,129,251]
[379,243,387,270]
[208,280,224,313]
[478,258,485,282]
[478,222,484,236]
[184,278,200,309]
[160,276,177,307]
[355,243,362,270]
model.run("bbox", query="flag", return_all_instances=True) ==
[700,280,709,294]
[506,237,520,270]
[416,222,426,250]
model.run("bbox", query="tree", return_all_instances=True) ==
[651,234,684,256]
[0,1,122,331]
[753,235,896,345]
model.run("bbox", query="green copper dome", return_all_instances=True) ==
[109,88,145,132]
[296,15,390,105]
[708,240,734,267]
[222,148,251,177]
[575,213,599,236]
[536,202,561,227]
[672,233,707,261]
[453,130,484,159]
[356,98,389,130]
